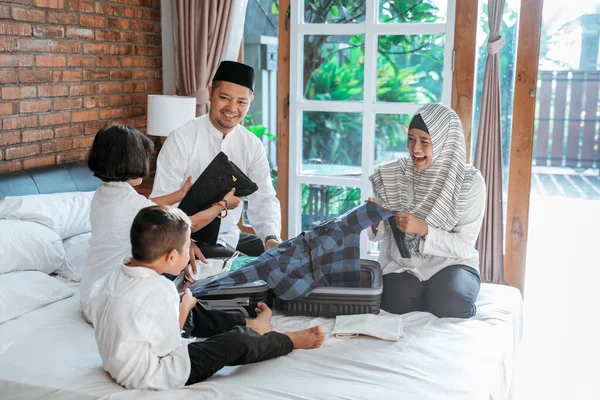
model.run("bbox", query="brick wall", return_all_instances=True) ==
[0,0,162,173]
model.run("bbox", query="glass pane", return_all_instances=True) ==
[302,111,363,175]
[374,114,411,167]
[304,35,365,101]
[301,184,361,230]
[376,34,445,103]
[379,0,447,23]
[304,0,366,24]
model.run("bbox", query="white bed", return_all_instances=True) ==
[0,233,522,400]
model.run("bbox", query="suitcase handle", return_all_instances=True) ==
[198,297,250,308]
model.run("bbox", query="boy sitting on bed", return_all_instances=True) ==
[85,205,324,390]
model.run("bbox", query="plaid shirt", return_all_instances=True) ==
[189,202,394,300]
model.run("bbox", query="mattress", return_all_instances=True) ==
[0,279,522,400]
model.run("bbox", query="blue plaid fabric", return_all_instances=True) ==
[189,202,394,300]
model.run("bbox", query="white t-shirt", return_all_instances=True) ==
[368,171,486,281]
[150,114,281,249]
[85,261,190,390]
[80,181,155,313]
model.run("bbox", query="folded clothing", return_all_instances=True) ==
[332,313,404,342]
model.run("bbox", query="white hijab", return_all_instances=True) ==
[370,103,477,257]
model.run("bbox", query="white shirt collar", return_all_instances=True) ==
[202,114,239,142]
[121,260,161,278]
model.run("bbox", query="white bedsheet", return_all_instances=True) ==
[0,284,522,400]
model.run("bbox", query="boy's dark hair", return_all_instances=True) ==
[88,125,154,182]
[130,205,191,263]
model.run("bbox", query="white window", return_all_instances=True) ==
[288,0,456,257]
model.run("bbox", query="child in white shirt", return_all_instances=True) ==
[85,205,324,390]
[81,124,240,314]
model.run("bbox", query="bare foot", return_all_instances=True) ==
[285,326,325,350]
[245,303,272,335]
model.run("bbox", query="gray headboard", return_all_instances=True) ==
[0,163,102,200]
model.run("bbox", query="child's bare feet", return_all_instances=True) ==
[285,326,325,350]
[245,302,272,335]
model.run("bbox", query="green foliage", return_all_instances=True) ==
[244,113,276,141]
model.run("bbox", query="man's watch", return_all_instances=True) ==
[264,235,281,244]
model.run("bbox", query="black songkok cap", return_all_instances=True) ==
[212,61,255,92]
[408,113,429,134]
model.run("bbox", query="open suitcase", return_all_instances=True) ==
[176,259,383,318]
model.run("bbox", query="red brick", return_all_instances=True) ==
[73,136,94,149]
[72,110,98,122]
[47,12,78,25]
[33,25,65,38]
[0,71,17,84]
[108,17,130,30]
[23,155,55,169]
[67,56,94,67]
[19,70,53,83]
[0,103,17,115]
[146,58,161,68]
[53,70,81,82]
[144,34,161,46]
[57,150,87,164]
[5,144,39,160]
[122,57,145,67]
[36,55,66,68]
[54,125,82,138]
[132,20,154,32]
[84,120,105,134]
[144,9,161,20]
[133,69,155,80]
[130,0,154,5]
[20,100,52,113]
[0,161,22,173]
[22,129,54,142]
[98,82,122,94]
[12,7,46,23]
[2,86,37,100]
[94,3,119,16]
[124,106,145,118]
[109,70,132,80]
[39,112,69,126]
[16,39,50,52]
[50,41,81,53]
[122,7,143,19]
[66,0,94,13]
[96,57,119,68]
[0,132,21,147]
[95,29,120,42]
[3,116,37,130]
[134,45,154,56]
[0,38,12,52]
[82,43,108,54]
[80,15,106,28]
[120,32,144,44]
[107,0,129,4]
[69,84,96,96]
[53,98,82,110]
[0,54,34,67]
[0,5,9,19]
[38,85,68,97]
[99,108,122,120]
[66,27,94,40]
[134,116,146,128]
[83,70,109,81]
[83,96,109,108]
[33,0,65,8]
[110,95,132,107]
[110,44,133,55]
[124,82,145,93]
[0,22,32,36]
[42,138,72,152]
[146,81,162,92]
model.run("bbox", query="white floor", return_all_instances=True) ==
[511,194,600,399]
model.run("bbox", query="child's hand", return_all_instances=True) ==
[223,188,242,209]
[180,289,196,312]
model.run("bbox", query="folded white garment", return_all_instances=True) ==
[332,313,404,342]
[186,253,239,281]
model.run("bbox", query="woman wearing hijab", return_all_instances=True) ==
[369,103,486,318]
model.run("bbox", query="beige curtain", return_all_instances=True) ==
[473,0,506,284]
[176,0,234,116]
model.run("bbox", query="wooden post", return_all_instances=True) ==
[451,0,479,162]
[277,0,291,240]
[504,0,544,295]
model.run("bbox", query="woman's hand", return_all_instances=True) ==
[223,188,242,210]
[178,175,193,201]
[395,212,428,238]
[368,197,380,233]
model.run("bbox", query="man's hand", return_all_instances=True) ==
[394,212,428,238]
[185,242,207,280]
[265,238,280,251]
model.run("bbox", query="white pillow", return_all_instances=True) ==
[0,191,95,239]
[0,220,77,280]
[0,270,74,324]
[62,232,91,276]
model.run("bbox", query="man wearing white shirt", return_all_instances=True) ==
[151,61,281,258]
